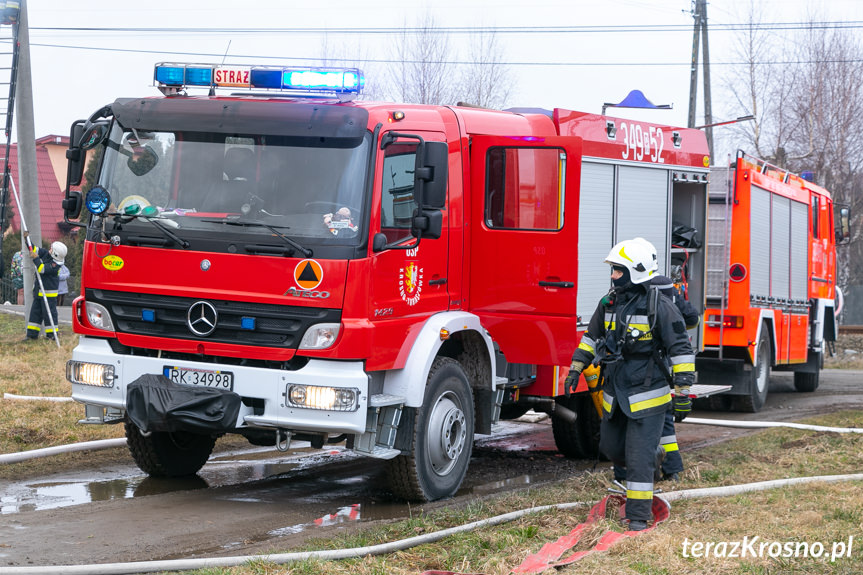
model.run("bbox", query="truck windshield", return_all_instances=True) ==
[95,124,370,243]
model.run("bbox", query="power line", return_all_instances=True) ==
[24,21,863,35]
[8,40,863,68]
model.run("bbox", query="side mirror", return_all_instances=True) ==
[79,121,109,150]
[835,206,851,245]
[415,141,448,210]
[411,208,443,240]
[66,120,87,187]
[62,191,83,220]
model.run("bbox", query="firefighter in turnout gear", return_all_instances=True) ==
[568,238,695,531]
[24,240,67,341]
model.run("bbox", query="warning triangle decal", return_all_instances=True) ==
[298,263,319,283]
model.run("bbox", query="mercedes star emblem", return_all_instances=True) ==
[187,301,218,336]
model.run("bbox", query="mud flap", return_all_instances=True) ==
[126,374,242,434]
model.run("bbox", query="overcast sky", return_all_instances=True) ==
[8,0,863,152]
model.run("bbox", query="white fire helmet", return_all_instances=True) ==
[50,241,67,264]
[632,237,660,272]
[604,238,657,285]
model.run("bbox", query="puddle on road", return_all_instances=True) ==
[0,447,344,515]
[1,418,561,516]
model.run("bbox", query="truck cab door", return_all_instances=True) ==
[468,135,582,365]
[367,132,451,370]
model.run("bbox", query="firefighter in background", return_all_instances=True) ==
[568,238,694,531]
[638,237,699,481]
[24,236,67,341]
[651,273,698,481]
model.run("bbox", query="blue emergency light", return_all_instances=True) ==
[154,63,364,95]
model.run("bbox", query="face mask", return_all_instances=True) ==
[611,266,631,288]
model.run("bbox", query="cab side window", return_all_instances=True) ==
[485,146,565,230]
[811,195,820,238]
[381,143,418,240]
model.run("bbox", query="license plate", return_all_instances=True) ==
[163,366,234,390]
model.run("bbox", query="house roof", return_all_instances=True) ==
[35,134,70,146]
[4,143,71,244]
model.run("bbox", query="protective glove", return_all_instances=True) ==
[673,385,692,422]
[600,288,616,308]
[564,360,585,395]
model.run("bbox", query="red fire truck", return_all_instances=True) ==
[62,63,711,500]
[696,152,849,411]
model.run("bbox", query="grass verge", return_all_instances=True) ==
[2,310,862,574]
[0,311,125,457]
[158,412,863,575]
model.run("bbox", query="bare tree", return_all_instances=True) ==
[721,5,863,314]
[722,2,801,164]
[385,13,455,105]
[456,29,513,109]
[317,34,384,101]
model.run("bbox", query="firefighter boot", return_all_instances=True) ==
[626,519,649,532]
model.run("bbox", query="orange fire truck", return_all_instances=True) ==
[61,63,711,500]
[695,152,849,411]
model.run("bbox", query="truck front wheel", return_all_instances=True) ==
[386,357,475,501]
[125,421,217,477]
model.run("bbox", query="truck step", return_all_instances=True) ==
[370,393,405,407]
[362,446,401,460]
[495,376,509,388]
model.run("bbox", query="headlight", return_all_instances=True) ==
[85,301,115,332]
[298,323,340,350]
[286,384,358,411]
[67,361,115,387]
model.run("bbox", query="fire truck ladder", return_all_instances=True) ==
[704,154,736,360]
[0,13,20,262]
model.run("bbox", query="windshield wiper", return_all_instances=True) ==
[201,219,312,257]
[112,213,190,249]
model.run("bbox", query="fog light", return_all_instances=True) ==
[67,361,115,387]
[286,384,358,411]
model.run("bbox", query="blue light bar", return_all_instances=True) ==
[240,317,256,330]
[249,68,282,89]
[154,65,186,86]
[154,62,364,96]
[142,309,156,323]
[282,69,363,93]
[185,66,213,86]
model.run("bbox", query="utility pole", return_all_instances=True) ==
[687,0,714,160]
[15,0,41,318]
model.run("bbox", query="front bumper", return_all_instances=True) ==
[69,336,370,434]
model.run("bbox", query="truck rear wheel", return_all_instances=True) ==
[125,421,217,477]
[732,327,771,412]
[793,359,820,392]
[552,395,602,459]
[386,357,475,501]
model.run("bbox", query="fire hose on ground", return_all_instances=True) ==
[0,417,862,574]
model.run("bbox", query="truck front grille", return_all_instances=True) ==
[86,289,340,349]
